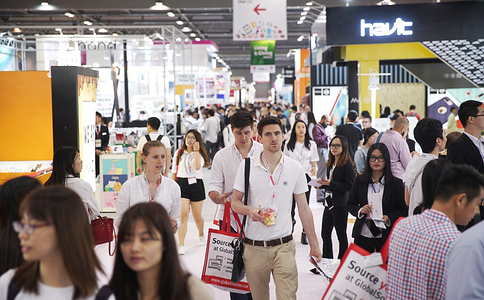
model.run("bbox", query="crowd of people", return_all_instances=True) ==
[2,99,484,300]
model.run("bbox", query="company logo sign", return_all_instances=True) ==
[360,18,413,37]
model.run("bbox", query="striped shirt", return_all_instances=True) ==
[387,209,460,300]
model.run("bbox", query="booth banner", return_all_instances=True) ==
[322,244,388,300]
[251,40,275,65]
[312,86,348,126]
[252,72,270,83]
[233,0,287,41]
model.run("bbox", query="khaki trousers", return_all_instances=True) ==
[243,240,298,300]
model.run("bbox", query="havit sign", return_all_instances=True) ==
[360,18,413,37]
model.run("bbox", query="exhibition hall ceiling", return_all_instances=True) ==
[0,0,478,69]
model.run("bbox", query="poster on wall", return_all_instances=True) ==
[312,86,348,126]
[427,88,484,128]
[102,158,129,211]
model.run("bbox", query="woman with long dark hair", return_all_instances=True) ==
[318,135,355,259]
[283,119,319,244]
[171,129,211,255]
[45,146,100,221]
[0,187,109,299]
[116,140,181,231]
[347,143,407,253]
[307,111,318,140]
[0,177,42,276]
[108,203,212,300]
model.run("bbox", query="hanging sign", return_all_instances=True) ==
[251,40,275,65]
[233,0,287,41]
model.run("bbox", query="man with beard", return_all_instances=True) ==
[313,114,329,202]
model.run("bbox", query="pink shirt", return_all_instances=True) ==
[374,130,412,182]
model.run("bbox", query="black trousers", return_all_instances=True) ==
[321,206,348,259]
[354,235,385,253]
[205,141,218,162]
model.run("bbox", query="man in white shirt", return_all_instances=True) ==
[203,109,220,163]
[185,110,201,131]
[406,118,447,215]
[208,111,262,300]
[136,117,172,176]
[232,116,322,300]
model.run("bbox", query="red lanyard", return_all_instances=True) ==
[234,143,255,162]
[261,153,284,203]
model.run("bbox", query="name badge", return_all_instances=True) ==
[188,175,197,185]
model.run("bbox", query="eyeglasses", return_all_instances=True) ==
[186,136,196,140]
[472,114,484,118]
[330,144,342,149]
[369,156,385,162]
[12,221,53,235]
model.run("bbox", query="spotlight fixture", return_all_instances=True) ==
[112,33,119,36]
[297,20,304,24]
[182,26,191,32]
[40,2,49,6]
[304,7,310,11]
[150,2,170,10]
[297,35,304,41]
[98,28,108,33]
[301,11,307,15]
[84,21,92,25]
[176,19,183,25]
[300,16,306,20]
[167,11,175,17]
[64,12,75,17]
[190,33,196,37]
[195,37,201,41]
[306,1,313,5]
[13,28,22,33]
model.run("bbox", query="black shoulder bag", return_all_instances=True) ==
[231,157,250,283]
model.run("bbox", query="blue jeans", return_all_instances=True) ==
[219,222,253,300]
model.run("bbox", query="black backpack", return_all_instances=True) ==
[145,134,163,142]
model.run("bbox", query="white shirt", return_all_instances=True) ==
[208,141,263,227]
[0,269,115,300]
[204,116,220,143]
[65,176,100,222]
[171,150,205,179]
[223,125,235,147]
[115,172,181,229]
[358,179,386,239]
[283,141,319,175]
[233,153,308,241]
[137,131,171,152]
[406,153,438,216]
[186,116,201,131]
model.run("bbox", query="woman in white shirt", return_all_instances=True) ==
[283,119,319,244]
[171,130,211,255]
[44,146,100,222]
[115,140,181,231]
[0,187,112,300]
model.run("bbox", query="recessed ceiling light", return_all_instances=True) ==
[167,11,175,17]
[176,19,183,25]
[190,33,196,37]
[98,28,108,33]
[150,2,169,10]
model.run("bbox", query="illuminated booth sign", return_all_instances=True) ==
[326,2,484,45]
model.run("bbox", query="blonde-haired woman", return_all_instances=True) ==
[115,140,181,232]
